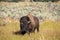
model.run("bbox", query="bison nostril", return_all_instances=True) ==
[20,31,26,35]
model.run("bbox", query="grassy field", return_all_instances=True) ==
[0,19,60,40]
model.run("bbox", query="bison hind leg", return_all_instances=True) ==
[35,24,39,32]
[37,26,39,32]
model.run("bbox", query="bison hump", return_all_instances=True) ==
[27,13,35,26]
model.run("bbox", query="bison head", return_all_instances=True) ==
[20,16,31,35]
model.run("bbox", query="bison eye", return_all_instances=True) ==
[21,23,23,24]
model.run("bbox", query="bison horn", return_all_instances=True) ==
[28,21,31,24]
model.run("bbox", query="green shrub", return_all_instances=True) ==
[0,18,6,26]
[38,0,59,2]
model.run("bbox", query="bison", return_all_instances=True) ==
[20,14,39,35]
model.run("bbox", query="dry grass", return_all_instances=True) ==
[0,19,60,40]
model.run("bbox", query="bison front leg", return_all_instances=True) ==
[31,27,35,33]
[28,32,30,35]
[26,30,31,35]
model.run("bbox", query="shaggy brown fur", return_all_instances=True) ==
[20,13,39,35]
[27,13,39,33]
[27,13,35,27]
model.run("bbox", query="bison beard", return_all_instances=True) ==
[20,14,39,35]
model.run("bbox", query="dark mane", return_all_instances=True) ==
[20,16,30,21]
